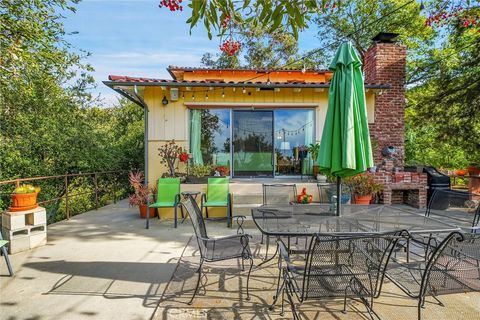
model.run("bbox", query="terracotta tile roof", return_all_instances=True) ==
[167,66,330,73]
[106,75,389,89]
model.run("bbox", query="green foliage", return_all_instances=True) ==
[186,164,213,178]
[307,143,320,162]
[0,1,144,222]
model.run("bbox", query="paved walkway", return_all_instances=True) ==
[1,201,479,320]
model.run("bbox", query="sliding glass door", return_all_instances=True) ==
[232,110,274,177]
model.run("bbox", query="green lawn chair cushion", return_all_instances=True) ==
[203,200,228,207]
[156,177,180,203]
[205,177,229,207]
[0,240,8,248]
[149,201,177,208]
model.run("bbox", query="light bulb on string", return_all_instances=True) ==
[222,89,225,98]
[192,92,195,100]
[205,92,209,100]
[242,87,246,94]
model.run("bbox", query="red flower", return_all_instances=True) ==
[179,152,189,163]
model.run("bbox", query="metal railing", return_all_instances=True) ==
[0,170,132,223]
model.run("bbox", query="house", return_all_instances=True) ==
[104,35,427,210]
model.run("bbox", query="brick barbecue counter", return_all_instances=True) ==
[374,170,428,209]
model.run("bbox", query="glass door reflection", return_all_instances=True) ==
[232,110,274,177]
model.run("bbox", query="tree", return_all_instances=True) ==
[406,22,480,166]
[160,1,478,43]
[201,21,325,69]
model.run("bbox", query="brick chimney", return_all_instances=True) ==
[364,33,407,167]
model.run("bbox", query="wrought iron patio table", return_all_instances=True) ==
[252,204,461,238]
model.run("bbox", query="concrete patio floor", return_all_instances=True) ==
[1,200,479,320]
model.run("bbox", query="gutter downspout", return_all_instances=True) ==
[133,85,150,230]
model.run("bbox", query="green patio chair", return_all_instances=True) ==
[0,231,13,276]
[201,177,232,227]
[149,177,183,228]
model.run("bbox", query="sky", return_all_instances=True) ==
[62,0,319,105]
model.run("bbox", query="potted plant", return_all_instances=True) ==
[10,184,41,212]
[214,165,230,177]
[186,164,214,183]
[344,173,383,205]
[128,171,156,218]
[158,140,188,177]
[308,143,320,177]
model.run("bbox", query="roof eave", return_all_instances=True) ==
[103,81,390,90]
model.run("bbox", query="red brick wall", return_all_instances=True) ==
[364,43,407,167]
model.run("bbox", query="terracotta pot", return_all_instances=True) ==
[454,169,467,177]
[139,205,156,219]
[312,165,319,177]
[10,192,38,211]
[353,194,373,205]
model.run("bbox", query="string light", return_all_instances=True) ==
[222,89,225,98]
[205,92,209,100]
[242,87,246,94]
[192,92,195,100]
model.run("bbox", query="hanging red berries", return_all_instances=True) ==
[158,0,183,12]
[220,39,241,56]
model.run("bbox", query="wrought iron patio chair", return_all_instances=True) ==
[261,184,297,259]
[317,183,352,205]
[426,189,480,230]
[181,192,253,304]
[0,231,13,276]
[410,188,480,259]
[386,231,480,320]
[273,231,407,319]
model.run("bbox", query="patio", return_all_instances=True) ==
[1,200,479,320]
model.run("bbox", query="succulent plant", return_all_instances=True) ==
[14,184,40,194]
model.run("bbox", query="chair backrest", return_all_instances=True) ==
[421,231,480,298]
[156,178,180,203]
[301,231,406,300]
[181,193,208,255]
[426,189,480,228]
[317,183,352,204]
[262,184,297,205]
[207,177,229,202]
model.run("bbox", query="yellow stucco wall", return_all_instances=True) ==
[143,86,376,185]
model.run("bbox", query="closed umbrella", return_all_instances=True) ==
[317,42,374,215]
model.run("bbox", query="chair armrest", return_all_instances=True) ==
[201,193,207,204]
[174,193,181,205]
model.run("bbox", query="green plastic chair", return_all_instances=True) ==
[149,177,182,228]
[0,231,13,276]
[201,177,232,227]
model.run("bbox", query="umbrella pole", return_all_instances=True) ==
[336,176,341,216]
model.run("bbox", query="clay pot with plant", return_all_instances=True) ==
[344,173,383,205]
[308,143,320,176]
[128,171,156,218]
[10,184,41,212]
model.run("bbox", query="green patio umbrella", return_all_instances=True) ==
[317,42,374,215]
